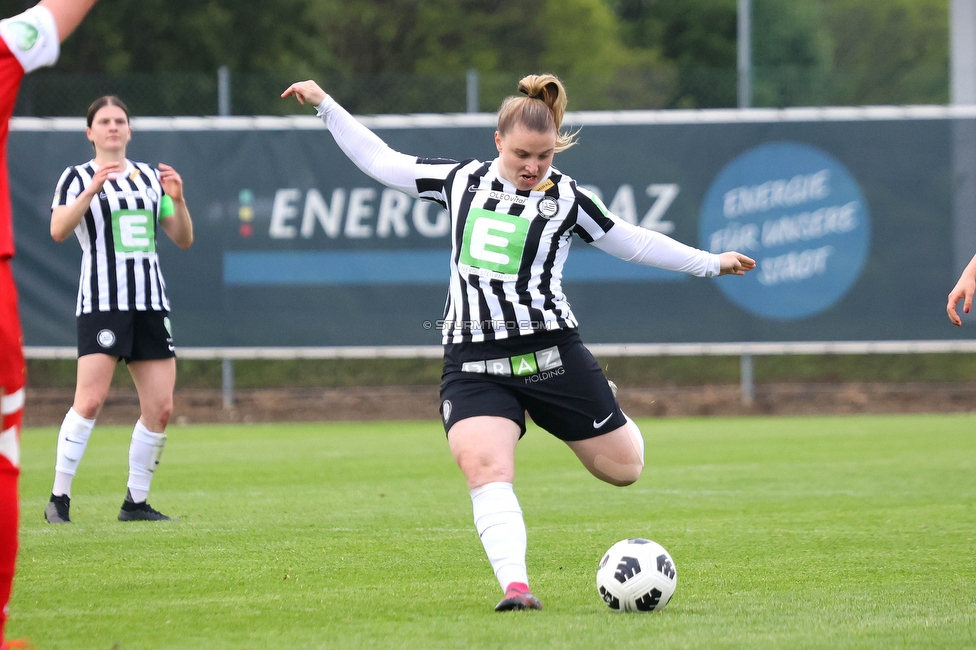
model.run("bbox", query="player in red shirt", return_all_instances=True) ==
[0,2,98,646]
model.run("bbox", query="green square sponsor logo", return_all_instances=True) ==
[111,209,155,253]
[511,353,538,377]
[458,208,530,280]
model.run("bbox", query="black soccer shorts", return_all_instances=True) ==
[77,310,175,362]
[439,328,626,441]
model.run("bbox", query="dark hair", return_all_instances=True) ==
[86,96,130,127]
[497,74,577,152]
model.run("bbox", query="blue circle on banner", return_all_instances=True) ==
[699,141,871,321]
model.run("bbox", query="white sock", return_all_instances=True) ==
[470,482,529,592]
[127,420,166,503]
[53,408,96,497]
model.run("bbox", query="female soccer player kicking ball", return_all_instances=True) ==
[283,74,754,611]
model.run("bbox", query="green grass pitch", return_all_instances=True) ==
[10,414,976,649]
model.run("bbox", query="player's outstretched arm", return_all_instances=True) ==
[38,0,99,42]
[717,252,756,277]
[947,252,976,326]
[589,217,756,279]
[281,79,419,197]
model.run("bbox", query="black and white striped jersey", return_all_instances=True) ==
[415,157,616,344]
[52,160,171,315]
[315,94,719,346]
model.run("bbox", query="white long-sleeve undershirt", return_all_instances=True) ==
[592,219,721,277]
[315,95,418,197]
[316,95,720,278]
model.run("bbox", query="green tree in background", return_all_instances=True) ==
[309,0,541,74]
[610,0,946,107]
[751,1,833,107]
[55,0,334,76]
[0,0,950,112]
[1,0,638,77]
[615,0,736,69]
[612,0,834,107]
[825,0,948,104]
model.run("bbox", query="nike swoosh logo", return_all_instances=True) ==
[593,413,614,428]
[468,185,481,193]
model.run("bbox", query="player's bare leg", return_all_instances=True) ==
[449,416,541,610]
[565,416,644,487]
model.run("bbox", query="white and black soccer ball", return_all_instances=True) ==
[596,538,677,613]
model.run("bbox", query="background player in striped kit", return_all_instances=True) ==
[283,74,754,611]
[44,95,193,524]
[1,2,99,646]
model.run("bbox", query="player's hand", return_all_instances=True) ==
[947,277,975,326]
[281,80,327,108]
[717,251,756,276]
[89,161,123,193]
[158,163,184,202]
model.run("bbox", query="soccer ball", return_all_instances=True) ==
[596,538,677,612]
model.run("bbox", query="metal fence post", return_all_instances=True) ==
[466,69,479,113]
[737,0,752,109]
[218,66,231,116]
[740,353,754,406]
[222,357,234,410]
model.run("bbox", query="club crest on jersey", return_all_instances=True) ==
[96,329,116,349]
[537,197,559,219]
[146,187,159,202]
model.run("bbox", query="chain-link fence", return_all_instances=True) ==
[14,65,949,118]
